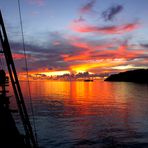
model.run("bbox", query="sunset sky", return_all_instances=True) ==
[0,0,148,77]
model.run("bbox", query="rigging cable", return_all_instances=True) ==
[17,0,38,144]
[0,52,5,70]
[0,42,4,69]
[0,56,4,69]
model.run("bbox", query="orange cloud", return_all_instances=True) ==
[62,40,113,61]
[70,40,112,50]
[61,39,146,73]
[62,52,90,61]
[64,38,145,61]
[70,59,125,73]
[70,20,139,34]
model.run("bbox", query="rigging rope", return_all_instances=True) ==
[0,57,4,69]
[0,42,4,69]
[0,53,5,70]
[17,0,38,144]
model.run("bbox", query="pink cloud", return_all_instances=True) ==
[70,20,139,34]
[0,52,27,60]
[12,53,26,60]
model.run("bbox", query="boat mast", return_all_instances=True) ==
[0,10,37,147]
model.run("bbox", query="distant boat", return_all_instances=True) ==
[84,79,93,82]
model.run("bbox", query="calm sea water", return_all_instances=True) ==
[9,80,148,148]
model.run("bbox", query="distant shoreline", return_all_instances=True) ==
[105,69,148,83]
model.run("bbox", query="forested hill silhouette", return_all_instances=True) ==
[105,69,148,83]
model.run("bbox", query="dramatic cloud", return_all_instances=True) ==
[61,36,148,73]
[3,32,147,75]
[7,35,86,72]
[70,20,139,34]
[62,39,146,63]
[79,0,96,14]
[102,4,123,21]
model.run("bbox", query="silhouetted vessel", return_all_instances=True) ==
[105,69,148,83]
[0,10,37,147]
[84,79,93,82]
[0,77,28,148]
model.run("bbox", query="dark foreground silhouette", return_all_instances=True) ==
[105,69,148,83]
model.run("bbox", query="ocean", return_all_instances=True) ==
[9,80,148,148]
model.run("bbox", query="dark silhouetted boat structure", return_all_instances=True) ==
[0,75,28,148]
[0,10,38,147]
[84,79,93,82]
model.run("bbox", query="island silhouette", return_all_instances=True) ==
[105,69,148,83]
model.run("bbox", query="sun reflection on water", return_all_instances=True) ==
[9,80,148,147]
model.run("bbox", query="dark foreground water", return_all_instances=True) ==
[9,80,148,148]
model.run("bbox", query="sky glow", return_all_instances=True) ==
[0,0,148,77]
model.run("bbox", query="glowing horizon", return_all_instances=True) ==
[0,0,148,76]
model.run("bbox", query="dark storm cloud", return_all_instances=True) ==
[102,4,123,21]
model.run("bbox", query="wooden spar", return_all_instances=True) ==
[0,10,37,147]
